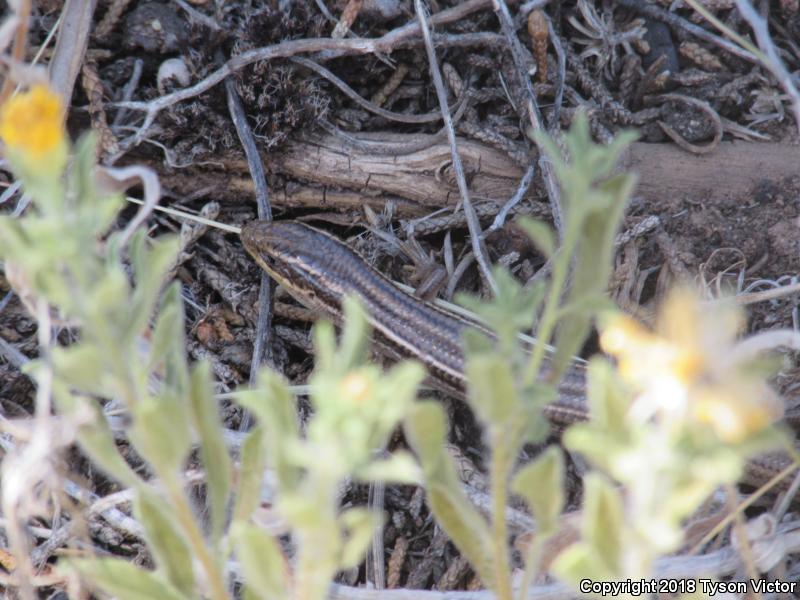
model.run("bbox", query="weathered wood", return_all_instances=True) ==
[268,132,528,207]
[621,139,800,203]
[156,134,800,215]
[268,133,800,207]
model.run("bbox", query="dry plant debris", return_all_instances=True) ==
[1,0,800,596]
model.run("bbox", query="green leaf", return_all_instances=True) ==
[70,133,100,214]
[511,447,564,535]
[361,361,425,450]
[51,388,140,488]
[458,268,545,342]
[549,183,635,380]
[148,283,184,373]
[312,295,370,376]
[133,490,194,594]
[339,508,381,569]
[404,402,494,586]
[353,451,421,484]
[551,473,627,584]
[404,402,448,470]
[585,357,629,432]
[63,557,188,600]
[233,425,268,523]
[236,370,300,490]
[312,319,337,375]
[188,361,232,543]
[531,127,569,187]
[337,296,371,372]
[50,344,114,398]
[517,217,555,258]
[583,473,624,574]
[125,233,180,349]
[129,394,191,475]
[551,543,611,585]
[231,522,290,600]
[154,283,190,395]
[465,352,517,426]
[426,483,495,587]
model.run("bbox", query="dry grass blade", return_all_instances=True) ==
[47,0,96,104]
[414,0,497,294]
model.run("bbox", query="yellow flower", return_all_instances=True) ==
[340,372,372,405]
[600,288,782,442]
[691,381,779,443]
[0,84,67,176]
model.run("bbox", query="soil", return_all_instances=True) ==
[2,0,800,594]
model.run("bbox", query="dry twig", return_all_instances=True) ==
[414,0,497,293]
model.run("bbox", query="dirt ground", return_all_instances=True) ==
[2,0,800,593]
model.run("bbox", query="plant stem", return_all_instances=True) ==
[489,429,515,600]
[515,532,549,600]
[165,479,229,600]
[523,219,580,388]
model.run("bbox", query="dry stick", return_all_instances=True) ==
[0,0,30,104]
[47,0,97,105]
[222,62,273,433]
[174,0,222,32]
[290,56,455,124]
[113,0,512,142]
[111,58,143,128]
[492,0,565,239]
[339,0,517,54]
[93,0,132,38]
[734,0,800,133]
[490,3,546,128]
[488,163,536,232]
[0,335,27,369]
[319,94,471,157]
[414,0,497,295]
[729,281,800,305]
[314,0,338,23]
[547,16,566,130]
[100,165,162,249]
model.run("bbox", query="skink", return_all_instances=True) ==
[240,220,795,487]
[240,219,586,426]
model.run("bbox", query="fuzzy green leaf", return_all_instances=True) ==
[50,344,114,398]
[63,558,188,600]
[405,402,494,586]
[511,447,564,535]
[125,233,180,349]
[231,522,290,600]
[353,451,421,484]
[50,388,139,488]
[465,352,517,426]
[154,283,190,395]
[134,490,194,594]
[233,425,268,524]
[129,394,191,474]
[583,473,624,574]
[426,483,495,587]
[551,473,625,584]
[517,217,555,258]
[188,361,232,542]
[340,508,381,569]
[585,357,628,433]
[336,296,371,372]
[549,182,635,380]
[236,370,300,490]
